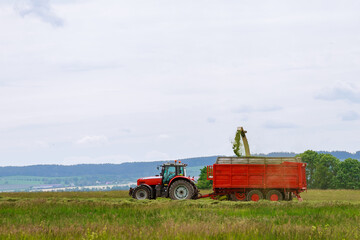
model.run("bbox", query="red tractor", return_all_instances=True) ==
[129,161,198,200]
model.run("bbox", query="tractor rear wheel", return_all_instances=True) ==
[247,190,263,201]
[229,192,246,201]
[266,190,283,201]
[132,185,151,200]
[169,180,194,200]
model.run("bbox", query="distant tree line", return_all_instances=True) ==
[299,150,360,189]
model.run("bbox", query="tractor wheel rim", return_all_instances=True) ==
[136,189,147,200]
[251,194,260,201]
[270,194,278,201]
[175,185,188,199]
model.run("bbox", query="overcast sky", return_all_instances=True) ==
[1,0,360,166]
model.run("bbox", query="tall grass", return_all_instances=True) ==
[0,190,359,239]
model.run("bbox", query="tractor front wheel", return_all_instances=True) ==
[132,185,151,200]
[169,180,194,200]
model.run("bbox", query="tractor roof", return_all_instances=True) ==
[162,161,187,167]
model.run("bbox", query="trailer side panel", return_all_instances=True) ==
[212,162,306,191]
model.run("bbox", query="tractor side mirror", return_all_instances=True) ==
[157,166,160,170]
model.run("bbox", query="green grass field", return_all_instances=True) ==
[0,190,359,239]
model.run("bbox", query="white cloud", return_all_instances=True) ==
[233,105,282,113]
[207,117,216,123]
[263,121,298,129]
[33,140,50,149]
[158,134,169,139]
[340,111,359,121]
[316,83,360,103]
[145,151,169,161]
[14,0,64,27]
[62,154,134,165]
[75,135,108,145]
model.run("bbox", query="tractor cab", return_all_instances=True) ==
[160,161,187,185]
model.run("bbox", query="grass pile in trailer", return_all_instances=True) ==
[0,190,359,240]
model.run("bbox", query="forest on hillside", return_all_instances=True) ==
[300,150,360,189]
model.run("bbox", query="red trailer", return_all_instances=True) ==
[200,157,307,201]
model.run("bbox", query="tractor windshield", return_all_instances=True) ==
[163,166,176,184]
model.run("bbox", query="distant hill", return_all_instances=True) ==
[256,151,360,160]
[1,151,360,178]
[255,152,297,157]
[0,156,218,178]
[316,151,360,160]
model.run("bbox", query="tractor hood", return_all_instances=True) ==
[137,176,162,186]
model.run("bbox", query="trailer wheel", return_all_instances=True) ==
[169,180,194,200]
[266,190,283,201]
[132,185,151,200]
[229,192,246,201]
[247,190,263,201]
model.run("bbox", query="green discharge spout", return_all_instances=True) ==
[232,127,251,157]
